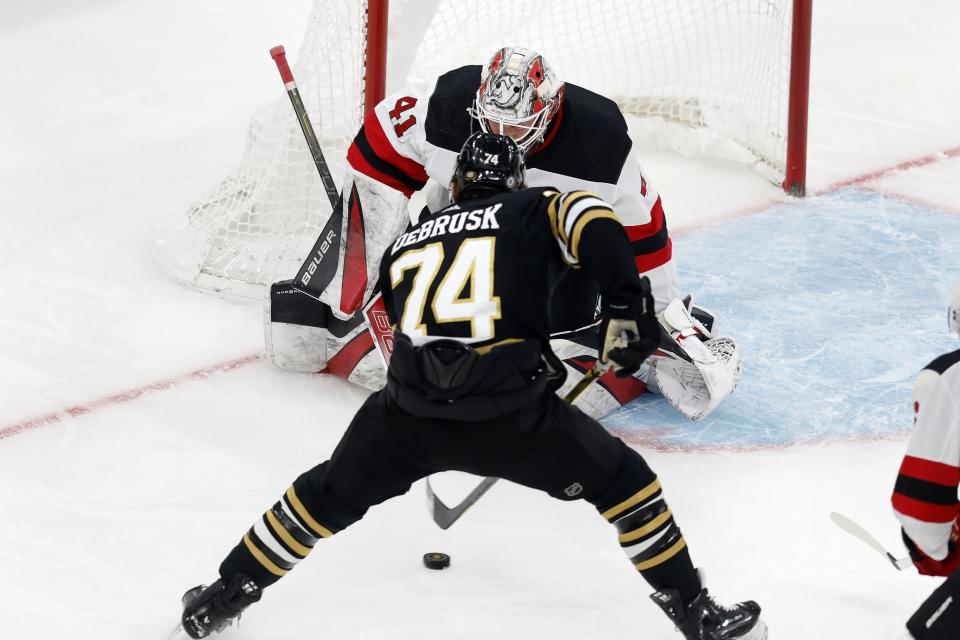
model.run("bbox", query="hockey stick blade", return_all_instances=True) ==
[829,512,913,571]
[426,476,499,530]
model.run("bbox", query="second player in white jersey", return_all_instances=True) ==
[893,285,960,639]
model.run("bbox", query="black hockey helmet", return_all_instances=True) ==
[451,132,525,201]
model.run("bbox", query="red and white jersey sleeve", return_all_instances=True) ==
[346,78,437,198]
[319,80,436,318]
[609,144,679,311]
[892,351,960,560]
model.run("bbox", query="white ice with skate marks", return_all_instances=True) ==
[3,2,960,639]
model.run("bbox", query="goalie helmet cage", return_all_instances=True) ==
[155,0,811,300]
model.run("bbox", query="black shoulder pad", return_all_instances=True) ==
[526,83,632,184]
[425,65,482,152]
[925,348,960,375]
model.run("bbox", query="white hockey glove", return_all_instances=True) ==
[650,297,741,421]
[598,277,660,377]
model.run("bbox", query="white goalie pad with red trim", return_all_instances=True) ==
[319,168,412,320]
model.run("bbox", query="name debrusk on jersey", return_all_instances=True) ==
[390,203,502,253]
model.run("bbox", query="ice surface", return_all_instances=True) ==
[606,189,960,449]
[3,2,960,639]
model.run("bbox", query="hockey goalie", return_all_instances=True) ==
[266,46,741,422]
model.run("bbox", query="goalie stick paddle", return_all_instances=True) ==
[829,511,914,571]
[270,45,345,302]
[425,367,602,530]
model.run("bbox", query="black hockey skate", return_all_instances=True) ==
[179,573,262,639]
[650,586,767,640]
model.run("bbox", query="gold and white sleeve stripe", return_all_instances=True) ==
[547,190,621,266]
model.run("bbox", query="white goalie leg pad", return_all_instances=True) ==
[320,169,412,320]
[651,298,741,421]
[549,336,615,419]
[264,288,388,390]
[264,288,330,373]
[549,334,654,420]
[265,304,387,390]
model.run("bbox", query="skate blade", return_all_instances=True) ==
[167,622,191,640]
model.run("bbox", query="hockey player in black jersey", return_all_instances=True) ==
[178,134,766,640]
[267,46,741,424]
[893,286,960,639]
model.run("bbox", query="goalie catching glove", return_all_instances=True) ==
[598,276,660,376]
[650,297,742,421]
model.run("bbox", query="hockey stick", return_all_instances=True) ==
[829,511,914,571]
[270,45,338,208]
[427,476,500,531]
[426,367,602,530]
[270,45,345,301]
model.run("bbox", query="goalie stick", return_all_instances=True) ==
[426,367,602,530]
[270,45,346,302]
[270,45,338,207]
[829,511,913,571]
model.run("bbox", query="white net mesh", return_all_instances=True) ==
[157,0,796,299]
[155,0,369,298]
[410,0,792,173]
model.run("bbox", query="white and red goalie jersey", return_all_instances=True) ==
[892,349,960,574]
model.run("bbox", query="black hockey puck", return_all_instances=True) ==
[422,552,451,570]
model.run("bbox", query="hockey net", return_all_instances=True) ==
[156,0,809,299]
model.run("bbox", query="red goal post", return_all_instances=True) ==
[156,0,811,299]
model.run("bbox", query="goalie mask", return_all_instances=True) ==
[950,282,960,338]
[452,132,525,201]
[471,47,564,153]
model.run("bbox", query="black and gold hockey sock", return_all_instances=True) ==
[219,485,340,589]
[600,476,701,603]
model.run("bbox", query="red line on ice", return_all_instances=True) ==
[826,145,960,191]
[856,185,960,219]
[0,353,261,441]
[674,144,960,234]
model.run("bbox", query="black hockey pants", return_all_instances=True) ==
[219,388,699,601]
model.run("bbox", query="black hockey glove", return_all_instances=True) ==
[598,276,660,377]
